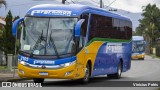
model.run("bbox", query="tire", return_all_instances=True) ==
[80,63,90,84]
[108,62,122,79]
[33,78,44,83]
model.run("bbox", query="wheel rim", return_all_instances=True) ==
[84,65,89,81]
[118,63,121,76]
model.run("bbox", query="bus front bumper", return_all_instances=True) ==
[18,63,77,79]
[132,54,145,59]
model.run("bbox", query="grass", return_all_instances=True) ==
[146,54,160,59]
[0,66,7,69]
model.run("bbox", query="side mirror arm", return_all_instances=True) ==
[74,19,85,37]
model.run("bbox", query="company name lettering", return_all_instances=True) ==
[34,60,55,65]
[106,43,123,53]
[31,10,72,16]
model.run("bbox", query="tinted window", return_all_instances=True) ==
[88,14,132,41]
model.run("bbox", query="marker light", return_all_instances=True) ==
[19,69,24,74]
[61,60,76,67]
[65,71,72,76]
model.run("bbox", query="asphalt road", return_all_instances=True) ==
[1,55,160,90]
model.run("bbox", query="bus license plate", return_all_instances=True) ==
[39,72,48,76]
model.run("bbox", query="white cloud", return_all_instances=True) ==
[1,0,160,17]
[100,0,160,12]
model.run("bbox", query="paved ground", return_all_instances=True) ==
[0,69,21,82]
[0,55,160,90]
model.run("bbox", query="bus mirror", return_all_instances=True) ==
[12,18,24,36]
[75,19,85,37]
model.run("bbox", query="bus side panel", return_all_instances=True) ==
[75,41,104,79]
[74,49,86,79]
[112,42,132,72]
[91,42,132,76]
[121,42,132,72]
[91,43,115,76]
[91,42,117,76]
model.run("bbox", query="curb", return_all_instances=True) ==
[7,78,31,82]
[0,78,31,82]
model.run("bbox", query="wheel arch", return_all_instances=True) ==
[119,58,123,71]
[87,60,92,76]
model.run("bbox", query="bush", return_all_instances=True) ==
[156,46,160,57]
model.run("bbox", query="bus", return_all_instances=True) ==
[132,36,146,60]
[12,4,132,83]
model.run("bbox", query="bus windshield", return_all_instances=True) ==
[20,17,77,56]
[132,41,145,52]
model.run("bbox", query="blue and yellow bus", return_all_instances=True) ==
[12,4,132,83]
[132,36,146,60]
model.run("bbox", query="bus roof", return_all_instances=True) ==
[132,36,144,41]
[26,4,131,21]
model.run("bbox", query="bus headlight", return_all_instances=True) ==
[19,61,27,66]
[61,61,76,67]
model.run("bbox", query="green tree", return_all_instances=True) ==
[135,4,160,54]
[135,19,146,36]
[0,10,19,64]
[0,0,6,46]
[132,31,137,36]
[0,0,6,8]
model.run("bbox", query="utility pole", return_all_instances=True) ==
[100,0,103,8]
[62,0,66,4]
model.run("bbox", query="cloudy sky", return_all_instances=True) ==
[0,0,159,30]
[0,0,159,15]
[102,0,160,12]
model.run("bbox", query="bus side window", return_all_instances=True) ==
[89,14,112,41]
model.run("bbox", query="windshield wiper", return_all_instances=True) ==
[30,30,45,57]
[49,31,60,58]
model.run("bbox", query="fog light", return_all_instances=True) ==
[19,69,24,74]
[65,71,72,76]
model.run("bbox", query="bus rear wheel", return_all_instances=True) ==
[108,62,122,79]
[33,78,44,83]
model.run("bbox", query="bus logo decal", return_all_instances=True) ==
[34,60,55,65]
[31,10,72,16]
[106,43,123,53]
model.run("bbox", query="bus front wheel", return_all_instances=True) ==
[108,62,122,79]
[80,63,90,84]
[33,78,44,83]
